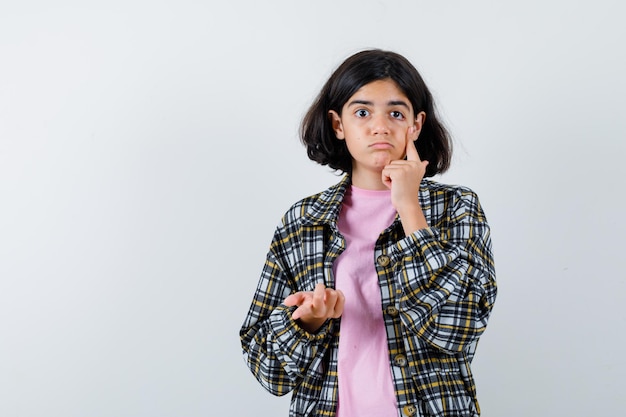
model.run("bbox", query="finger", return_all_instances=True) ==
[291,305,308,320]
[311,283,326,313]
[324,289,338,311]
[381,167,392,190]
[405,126,421,162]
[331,290,346,318]
[283,292,306,307]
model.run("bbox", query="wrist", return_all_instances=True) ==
[397,205,428,235]
[295,316,326,333]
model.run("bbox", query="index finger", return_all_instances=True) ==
[311,283,325,310]
[405,126,421,162]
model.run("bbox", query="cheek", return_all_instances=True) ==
[345,136,363,149]
[343,124,364,140]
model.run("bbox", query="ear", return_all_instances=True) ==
[328,110,345,140]
[413,111,426,140]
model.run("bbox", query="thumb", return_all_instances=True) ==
[284,292,305,307]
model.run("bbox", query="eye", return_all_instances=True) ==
[355,109,370,118]
[390,110,405,120]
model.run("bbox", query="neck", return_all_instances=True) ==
[350,167,387,191]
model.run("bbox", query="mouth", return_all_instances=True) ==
[369,142,394,150]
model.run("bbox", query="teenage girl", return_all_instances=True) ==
[240,49,497,417]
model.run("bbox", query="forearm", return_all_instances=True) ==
[240,305,333,395]
[393,227,497,353]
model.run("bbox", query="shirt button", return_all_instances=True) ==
[377,254,390,267]
[393,354,407,367]
[385,305,399,316]
[403,404,417,416]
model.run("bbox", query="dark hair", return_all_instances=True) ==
[300,49,452,177]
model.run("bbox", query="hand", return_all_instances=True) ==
[381,126,429,234]
[283,283,345,333]
[381,126,429,212]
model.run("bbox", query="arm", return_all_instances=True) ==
[383,126,496,353]
[392,190,497,354]
[239,225,336,396]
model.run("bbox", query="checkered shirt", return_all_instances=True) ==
[240,175,497,417]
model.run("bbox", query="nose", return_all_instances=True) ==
[371,114,390,135]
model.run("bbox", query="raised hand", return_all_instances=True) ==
[283,283,345,333]
[381,125,430,234]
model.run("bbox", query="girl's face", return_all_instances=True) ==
[329,79,425,177]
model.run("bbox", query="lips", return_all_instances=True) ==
[369,142,393,149]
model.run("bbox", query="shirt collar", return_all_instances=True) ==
[300,174,433,228]
[301,174,351,227]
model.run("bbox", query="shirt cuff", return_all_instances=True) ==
[269,305,332,347]
[393,226,441,258]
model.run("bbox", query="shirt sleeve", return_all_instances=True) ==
[391,188,497,355]
[239,223,334,396]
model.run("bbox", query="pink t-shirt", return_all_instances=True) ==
[334,185,398,417]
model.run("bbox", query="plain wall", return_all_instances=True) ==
[1,1,624,416]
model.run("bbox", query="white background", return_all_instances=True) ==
[1,1,625,416]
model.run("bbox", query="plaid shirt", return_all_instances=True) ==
[240,175,497,417]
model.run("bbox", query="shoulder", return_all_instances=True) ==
[277,177,348,230]
[421,179,486,220]
[279,192,324,227]
[422,178,480,202]
[422,178,477,197]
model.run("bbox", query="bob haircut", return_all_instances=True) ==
[300,49,452,177]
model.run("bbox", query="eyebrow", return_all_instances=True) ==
[346,99,411,110]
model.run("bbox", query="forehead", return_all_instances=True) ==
[346,79,411,107]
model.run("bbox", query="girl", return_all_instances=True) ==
[240,49,497,417]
